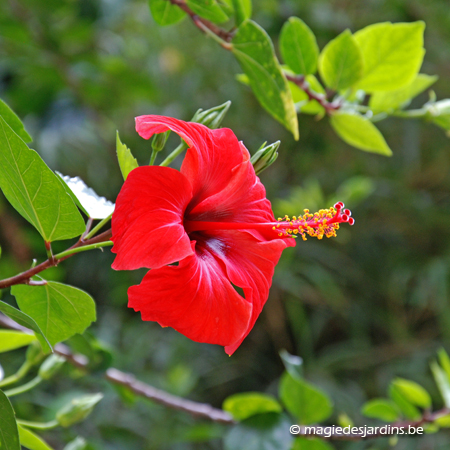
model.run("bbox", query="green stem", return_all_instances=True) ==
[149,148,158,165]
[17,419,59,430]
[54,241,113,260]
[4,376,42,397]
[0,361,32,388]
[160,142,188,167]
[84,213,113,241]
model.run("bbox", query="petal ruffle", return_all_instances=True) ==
[111,166,193,270]
[127,243,253,347]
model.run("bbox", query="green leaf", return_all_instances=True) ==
[12,282,96,346]
[0,118,85,242]
[330,111,392,156]
[116,131,139,181]
[288,74,325,116]
[186,0,229,23]
[438,349,450,380]
[232,21,298,139]
[149,0,186,26]
[431,361,450,408]
[292,437,335,450]
[0,389,20,450]
[389,383,421,420]
[391,378,431,409]
[435,414,450,428]
[279,349,303,379]
[18,426,54,450]
[223,392,282,421]
[354,21,425,92]
[279,372,332,425]
[280,17,319,75]
[318,29,363,91]
[0,330,36,353]
[56,173,114,220]
[428,99,450,131]
[63,437,87,450]
[0,301,52,353]
[0,99,32,143]
[224,413,293,450]
[370,74,437,112]
[231,0,251,25]
[361,399,400,422]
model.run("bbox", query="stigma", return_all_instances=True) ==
[272,202,354,240]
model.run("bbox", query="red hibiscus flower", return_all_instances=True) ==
[111,116,353,355]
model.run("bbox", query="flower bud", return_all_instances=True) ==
[151,131,170,152]
[25,340,45,366]
[56,393,103,427]
[38,354,66,380]
[250,141,280,175]
[191,101,231,129]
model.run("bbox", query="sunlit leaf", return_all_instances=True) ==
[431,361,450,408]
[391,378,431,409]
[232,20,298,139]
[149,0,186,26]
[389,383,421,420]
[0,118,85,242]
[0,330,36,353]
[186,0,229,23]
[361,399,400,422]
[223,392,282,421]
[0,99,32,143]
[231,0,251,25]
[18,426,54,450]
[12,282,96,346]
[116,131,139,181]
[0,389,20,450]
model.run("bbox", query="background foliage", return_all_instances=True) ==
[1,0,450,448]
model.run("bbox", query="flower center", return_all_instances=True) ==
[184,202,354,240]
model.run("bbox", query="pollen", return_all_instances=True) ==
[272,202,354,240]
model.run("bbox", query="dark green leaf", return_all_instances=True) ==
[279,349,303,379]
[389,383,421,420]
[0,330,36,353]
[0,301,52,353]
[232,21,298,139]
[186,0,229,23]
[18,425,54,450]
[223,392,282,421]
[391,378,431,409]
[0,389,20,450]
[280,17,319,75]
[279,372,332,425]
[361,399,400,422]
[12,282,96,346]
[0,99,32,143]
[224,413,293,450]
[292,437,335,450]
[370,74,437,112]
[149,0,186,26]
[354,21,425,92]
[231,0,251,25]
[330,112,392,156]
[0,118,85,242]
[116,131,139,181]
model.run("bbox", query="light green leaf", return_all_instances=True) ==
[0,389,20,450]
[280,17,319,75]
[186,0,229,23]
[427,99,450,131]
[231,0,251,25]
[435,414,450,428]
[149,0,186,26]
[63,437,87,450]
[232,20,298,139]
[354,21,425,92]
[318,29,363,91]
[391,378,431,409]
[56,173,114,220]
[292,437,335,450]
[389,383,421,419]
[0,99,32,143]
[330,111,392,156]
[116,131,139,181]
[431,361,450,408]
[361,399,400,422]
[0,301,52,352]
[279,372,333,425]
[18,426,54,450]
[224,413,293,450]
[0,118,85,242]
[12,282,96,346]
[438,349,450,380]
[370,74,437,112]
[0,330,36,353]
[288,74,325,116]
[223,392,282,421]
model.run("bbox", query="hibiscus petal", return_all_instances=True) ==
[135,115,244,207]
[111,166,193,270]
[128,244,252,347]
[202,230,289,355]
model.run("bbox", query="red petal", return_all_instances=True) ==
[135,116,244,207]
[127,244,252,347]
[201,230,288,355]
[111,166,193,270]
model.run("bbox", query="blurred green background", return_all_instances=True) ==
[0,0,450,448]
